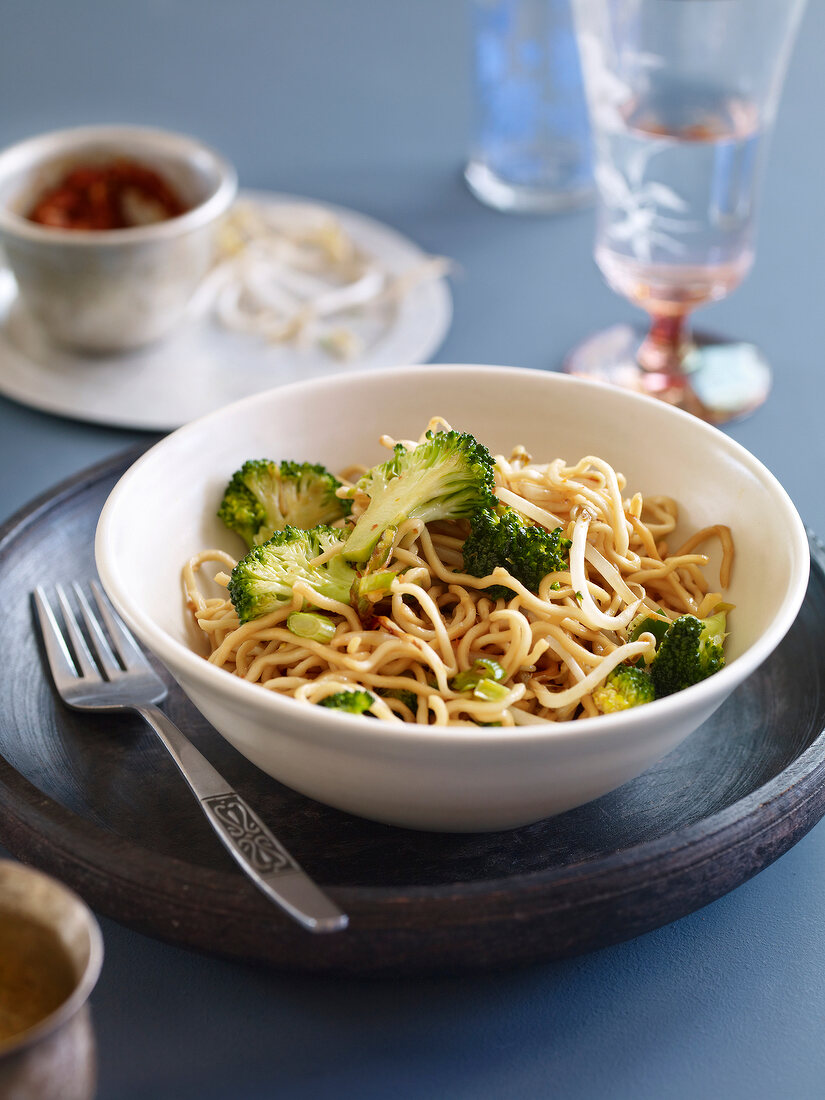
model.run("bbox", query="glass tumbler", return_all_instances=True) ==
[565,0,807,422]
[466,0,594,213]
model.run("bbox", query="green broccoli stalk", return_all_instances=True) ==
[218,459,351,548]
[352,569,396,625]
[341,430,496,563]
[350,526,398,623]
[593,665,656,713]
[228,525,357,623]
[317,689,375,714]
[462,506,571,597]
[650,610,728,698]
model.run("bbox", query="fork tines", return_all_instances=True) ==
[34,581,146,684]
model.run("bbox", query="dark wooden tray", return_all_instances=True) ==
[2,448,824,975]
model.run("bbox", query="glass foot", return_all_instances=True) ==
[563,323,771,425]
[464,160,594,215]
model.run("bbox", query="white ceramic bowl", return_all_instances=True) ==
[0,125,237,351]
[95,366,810,832]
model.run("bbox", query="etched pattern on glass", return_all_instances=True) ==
[595,150,694,262]
[578,25,761,273]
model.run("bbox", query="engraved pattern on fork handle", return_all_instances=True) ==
[200,794,299,876]
[137,704,348,933]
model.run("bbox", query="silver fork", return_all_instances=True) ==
[32,581,348,935]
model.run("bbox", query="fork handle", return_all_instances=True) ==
[136,705,348,934]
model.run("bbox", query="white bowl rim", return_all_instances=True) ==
[95,364,811,746]
[0,123,238,245]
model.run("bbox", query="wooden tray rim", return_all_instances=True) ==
[1,448,824,926]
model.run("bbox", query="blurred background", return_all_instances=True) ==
[0,0,820,512]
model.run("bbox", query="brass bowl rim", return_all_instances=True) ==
[0,859,104,1058]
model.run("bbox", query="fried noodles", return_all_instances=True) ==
[183,420,733,726]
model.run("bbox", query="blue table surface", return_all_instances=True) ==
[1,2,824,1097]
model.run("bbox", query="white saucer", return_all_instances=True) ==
[0,191,452,432]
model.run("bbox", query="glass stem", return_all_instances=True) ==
[637,313,692,380]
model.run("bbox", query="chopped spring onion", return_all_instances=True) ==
[472,678,511,703]
[287,611,337,643]
[451,657,507,692]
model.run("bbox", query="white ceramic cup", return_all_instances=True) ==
[0,125,237,353]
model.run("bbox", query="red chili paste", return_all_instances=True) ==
[27,159,188,230]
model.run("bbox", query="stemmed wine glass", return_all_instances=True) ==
[565,0,807,423]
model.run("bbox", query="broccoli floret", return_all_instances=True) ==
[378,687,419,713]
[461,507,519,598]
[462,506,571,597]
[593,665,656,713]
[228,525,357,623]
[317,689,375,714]
[218,459,350,548]
[341,430,496,563]
[650,611,728,698]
